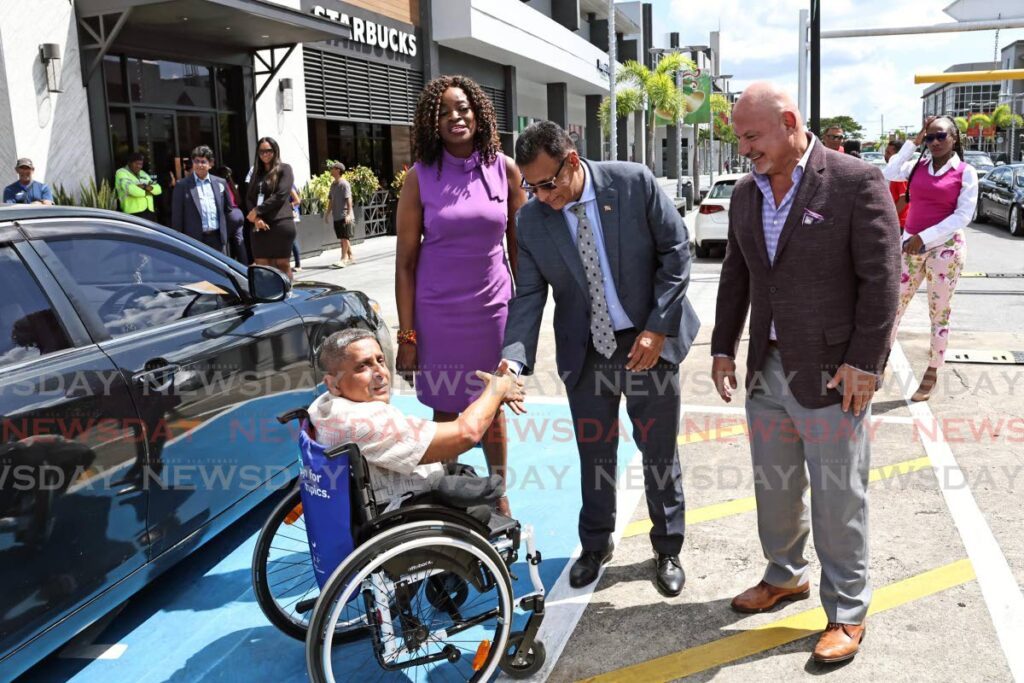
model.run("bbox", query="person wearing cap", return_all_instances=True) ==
[115,152,162,222]
[324,161,355,267]
[4,159,53,205]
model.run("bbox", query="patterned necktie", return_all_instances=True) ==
[571,203,617,359]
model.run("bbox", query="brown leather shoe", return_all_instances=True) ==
[730,580,811,613]
[812,622,865,663]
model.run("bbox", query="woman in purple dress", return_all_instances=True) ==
[396,75,525,515]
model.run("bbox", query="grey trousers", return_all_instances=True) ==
[745,347,872,624]
[566,329,686,555]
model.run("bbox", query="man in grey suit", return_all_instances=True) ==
[501,121,700,595]
[171,145,230,254]
[711,83,900,663]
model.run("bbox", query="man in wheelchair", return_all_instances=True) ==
[283,328,546,680]
[309,328,522,516]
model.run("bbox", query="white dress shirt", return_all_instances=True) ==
[882,140,978,250]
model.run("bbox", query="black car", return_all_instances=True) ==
[0,207,391,679]
[963,151,995,180]
[975,163,1024,236]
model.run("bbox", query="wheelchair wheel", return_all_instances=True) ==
[252,486,318,640]
[500,632,547,679]
[306,520,514,682]
[252,487,369,643]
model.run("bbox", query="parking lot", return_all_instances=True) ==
[19,214,1024,682]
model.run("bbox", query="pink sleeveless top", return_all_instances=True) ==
[904,157,965,235]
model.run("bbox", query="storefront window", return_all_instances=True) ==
[128,58,212,109]
[104,55,126,104]
[104,54,246,185]
[215,67,242,111]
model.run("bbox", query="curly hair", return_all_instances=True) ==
[412,75,501,172]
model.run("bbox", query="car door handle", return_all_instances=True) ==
[132,363,181,393]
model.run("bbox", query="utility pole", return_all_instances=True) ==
[810,0,821,136]
[608,0,616,160]
[798,9,809,121]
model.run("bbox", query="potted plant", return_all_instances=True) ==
[343,165,381,243]
[387,166,408,235]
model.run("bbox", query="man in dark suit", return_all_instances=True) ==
[501,121,700,596]
[171,145,229,253]
[711,82,900,664]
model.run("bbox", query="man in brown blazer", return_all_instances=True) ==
[711,83,900,664]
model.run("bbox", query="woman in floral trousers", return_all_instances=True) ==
[884,116,978,401]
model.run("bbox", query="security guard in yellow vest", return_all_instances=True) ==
[115,152,162,222]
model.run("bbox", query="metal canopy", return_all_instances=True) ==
[75,0,349,52]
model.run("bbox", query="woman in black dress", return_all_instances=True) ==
[245,137,296,280]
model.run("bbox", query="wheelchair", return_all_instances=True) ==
[252,408,547,681]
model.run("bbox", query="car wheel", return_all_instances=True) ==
[694,241,710,258]
[1011,205,1024,237]
[973,198,988,224]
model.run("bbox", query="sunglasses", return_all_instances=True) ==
[826,134,845,140]
[924,132,949,143]
[521,155,570,193]
[258,148,275,155]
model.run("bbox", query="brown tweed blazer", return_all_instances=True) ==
[710,138,902,409]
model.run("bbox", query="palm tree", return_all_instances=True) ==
[598,53,697,171]
[988,104,1024,158]
[968,113,994,152]
[953,117,969,149]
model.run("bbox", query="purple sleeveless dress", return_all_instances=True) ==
[413,149,512,413]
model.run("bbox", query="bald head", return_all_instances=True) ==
[733,82,804,130]
[731,81,809,178]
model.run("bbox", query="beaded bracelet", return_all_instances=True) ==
[397,329,417,346]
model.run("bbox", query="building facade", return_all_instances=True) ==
[1,1,680,243]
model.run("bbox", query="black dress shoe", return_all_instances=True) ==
[569,544,613,588]
[655,554,685,596]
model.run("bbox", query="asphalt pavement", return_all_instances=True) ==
[21,199,1024,682]
[297,209,1024,682]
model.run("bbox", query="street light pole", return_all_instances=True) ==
[608,0,616,160]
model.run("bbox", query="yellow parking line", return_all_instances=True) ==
[679,423,747,445]
[622,456,932,539]
[579,559,975,683]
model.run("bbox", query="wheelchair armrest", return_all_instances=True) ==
[355,504,492,546]
[276,408,310,425]
[324,442,357,459]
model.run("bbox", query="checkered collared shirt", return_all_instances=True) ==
[749,134,816,339]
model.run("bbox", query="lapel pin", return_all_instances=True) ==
[602,204,612,212]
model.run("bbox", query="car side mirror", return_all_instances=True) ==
[247,265,290,302]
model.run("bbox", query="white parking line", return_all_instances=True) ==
[499,447,647,683]
[59,643,127,660]
[890,342,1024,680]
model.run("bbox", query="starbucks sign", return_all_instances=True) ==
[310,5,418,57]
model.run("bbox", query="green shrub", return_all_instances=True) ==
[390,167,408,198]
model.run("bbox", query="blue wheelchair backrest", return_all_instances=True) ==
[298,420,356,588]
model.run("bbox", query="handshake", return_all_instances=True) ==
[474,359,527,415]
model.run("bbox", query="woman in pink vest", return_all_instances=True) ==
[883,116,978,401]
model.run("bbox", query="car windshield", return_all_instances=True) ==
[965,154,994,167]
[708,180,736,199]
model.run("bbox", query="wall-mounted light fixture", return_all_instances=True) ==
[279,78,293,111]
[39,43,62,93]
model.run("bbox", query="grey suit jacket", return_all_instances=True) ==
[710,139,902,409]
[171,174,229,250]
[502,160,700,389]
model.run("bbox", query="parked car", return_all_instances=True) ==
[860,151,887,169]
[692,173,744,257]
[975,163,1024,236]
[963,151,995,180]
[0,207,392,679]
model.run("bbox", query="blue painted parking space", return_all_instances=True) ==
[21,396,635,682]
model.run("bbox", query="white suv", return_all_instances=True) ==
[692,173,744,257]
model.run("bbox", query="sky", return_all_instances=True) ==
[652,0,1024,139]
